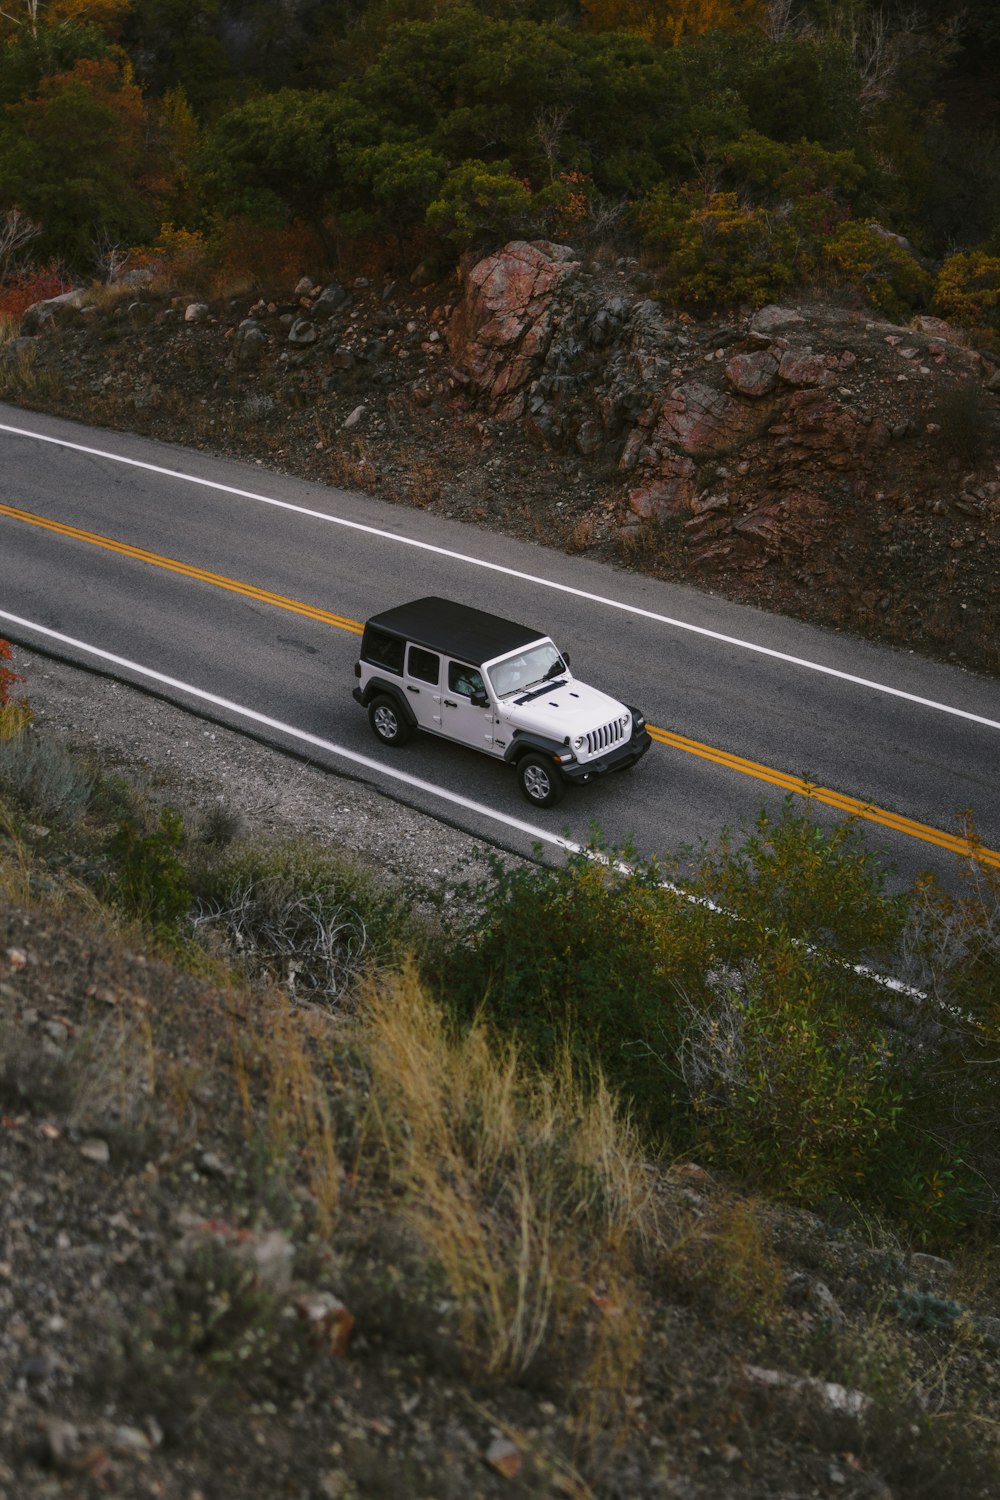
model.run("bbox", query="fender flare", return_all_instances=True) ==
[361,679,417,728]
[503,731,568,765]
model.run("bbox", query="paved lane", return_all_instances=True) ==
[2,407,998,882]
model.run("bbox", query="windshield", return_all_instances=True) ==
[488,641,567,697]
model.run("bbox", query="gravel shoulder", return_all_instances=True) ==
[13,640,510,900]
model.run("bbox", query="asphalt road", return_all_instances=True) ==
[2,404,998,886]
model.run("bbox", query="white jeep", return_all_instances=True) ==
[352,596,651,807]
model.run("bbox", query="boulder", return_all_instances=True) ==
[777,350,835,387]
[627,455,696,521]
[234,319,268,365]
[20,288,87,335]
[312,283,350,319]
[288,317,318,345]
[725,349,780,397]
[749,305,805,336]
[648,381,747,456]
[447,240,581,419]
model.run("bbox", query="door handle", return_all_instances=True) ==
[407,685,420,694]
[443,699,457,708]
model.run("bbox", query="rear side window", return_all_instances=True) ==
[408,646,440,684]
[362,628,404,674]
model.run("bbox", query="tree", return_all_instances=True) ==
[0,204,39,275]
[425,158,533,246]
[199,88,365,245]
[0,56,156,265]
[0,0,129,41]
[0,16,112,104]
[122,0,232,116]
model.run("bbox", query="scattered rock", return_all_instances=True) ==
[79,1138,110,1164]
[484,1434,523,1479]
[909,1251,955,1282]
[294,1291,355,1355]
[288,317,318,346]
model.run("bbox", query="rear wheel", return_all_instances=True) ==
[517,753,565,808]
[368,694,412,746]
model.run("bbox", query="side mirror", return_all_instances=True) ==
[563,652,571,668]
[471,691,489,708]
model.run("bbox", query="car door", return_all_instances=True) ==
[441,660,501,757]
[403,644,443,731]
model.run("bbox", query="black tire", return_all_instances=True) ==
[368,694,412,746]
[517,753,565,808]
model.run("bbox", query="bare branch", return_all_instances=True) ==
[0,207,41,279]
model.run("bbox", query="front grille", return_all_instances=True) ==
[585,715,629,758]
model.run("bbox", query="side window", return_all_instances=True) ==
[407,646,440,684]
[448,662,485,699]
[362,628,404,675]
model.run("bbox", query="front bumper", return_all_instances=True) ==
[559,726,652,784]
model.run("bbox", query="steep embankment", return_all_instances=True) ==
[2,650,999,1500]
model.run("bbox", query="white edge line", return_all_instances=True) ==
[3,419,998,733]
[1,610,928,1002]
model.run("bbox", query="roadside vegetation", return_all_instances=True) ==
[2,644,999,1494]
[2,3,1000,341]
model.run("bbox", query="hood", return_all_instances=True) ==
[502,678,630,740]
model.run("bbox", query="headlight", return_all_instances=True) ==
[572,734,586,750]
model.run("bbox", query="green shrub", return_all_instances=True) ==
[438,838,713,1131]
[425,159,534,248]
[679,937,901,1199]
[0,728,93,827]
[191,838,416,1000]
[822,221,932,320]
[107,805,191,929]
[689,800,907,958]
[638,188,801,311]
[933,250,1000,337]
[436,807,994,1226]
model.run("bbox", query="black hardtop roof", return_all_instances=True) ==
[365,596,545,665]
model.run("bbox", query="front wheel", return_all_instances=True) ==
[368,694,412,746]
[517,753,565,808]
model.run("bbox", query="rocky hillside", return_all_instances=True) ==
[2,653,999,1500]
[7,238,1000,674]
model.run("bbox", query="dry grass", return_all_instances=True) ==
[0,802,30,906]
[360,962,652,1417]
[229,987,343,1235]
[564,514,597,552]
[82,281,135,315]
[0,342,66,403]
[396,446,442,508]
[661,1195,785,1327]
[326,439,378,492]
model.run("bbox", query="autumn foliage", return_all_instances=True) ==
[0,260,70,320]
[0,640,30,738]
[0,2,998,332]
[581,0,766,46]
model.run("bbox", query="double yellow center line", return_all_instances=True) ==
[648,725,998,865]
[0,502,362,636]
[4,500,997,869]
